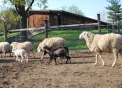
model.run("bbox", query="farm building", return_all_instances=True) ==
[28,10,109,29]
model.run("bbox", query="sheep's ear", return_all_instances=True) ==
[85,32,90,38]
[43,47,46,49]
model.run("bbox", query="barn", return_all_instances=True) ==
[28,10,108,29]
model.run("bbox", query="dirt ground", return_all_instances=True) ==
[0,50,122,88]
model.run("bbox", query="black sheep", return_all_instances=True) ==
[44,46,71,65]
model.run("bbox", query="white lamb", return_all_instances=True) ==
[79,31,122,67]
[10,41,35,58]
[12,49,28,62]
[0,42,11,57]
[37,37,66,59]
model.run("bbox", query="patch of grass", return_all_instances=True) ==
[0,29,110,51]
[7,32,20,38]
[29,29,110,51]
[0,32,20,42]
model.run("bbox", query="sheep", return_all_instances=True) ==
[10,41,35,58]
[12,49,28,62]
[79,31,122,67]
[43,46,71,65]
[0,42,11,57]
[37,37,66,60]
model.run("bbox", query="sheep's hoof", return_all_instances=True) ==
[55,63,58,65]
[16,60,20,62]
[112,65,115,67]
[94,63,97,66]
[103,64,106,66]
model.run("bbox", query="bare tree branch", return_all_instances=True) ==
[26,0,34,13]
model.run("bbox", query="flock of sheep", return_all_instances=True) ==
[1,31,122,67]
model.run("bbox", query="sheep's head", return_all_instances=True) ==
[37,42,44,53]
[12,49,15,52]
[10,42,18,47]
[37,46,41,53]
[43,46,54,54]
[43,46,52,51]
[79,31,89,39]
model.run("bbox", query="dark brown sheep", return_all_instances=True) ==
[44,46,71,65]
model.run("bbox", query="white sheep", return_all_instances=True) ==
[0,42,11,57]
[12,49,28,62]
[10,41,35,58]
[37,37,66,59]
[79,31,122,67]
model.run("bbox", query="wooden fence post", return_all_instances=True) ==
[4,24,7,42]
[97,14,101,34]
[44,20,48,38]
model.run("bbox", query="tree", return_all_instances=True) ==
[106,0,122,33]
[3,0,48,41]
[0,7,21,29]
[61,5,85,16]
[37,0,48,9]
[0,6,21,41]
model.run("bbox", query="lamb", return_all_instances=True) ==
[79,31,122,67]
[43,46,71,65]
[12,49,28,62]
[0,42,11,57]
[10,41,35,58]
[37,37,66,59]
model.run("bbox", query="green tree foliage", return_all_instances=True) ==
[61,5,85,16]
[3,0,48,41]
[106,0,122,23]
[0,7,21,31]
[37,0,48,9]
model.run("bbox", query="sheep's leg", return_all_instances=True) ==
[48,57,53,64]
[68,56,71,63]
[94,53,105,66]
[16,56,20,62]
[32,51,35,58]
[4,52,6,57]
[1,53,2,58]
[16,56,18,61]
[12,55,16,59]
[65,58,68,64]
[119,51,122,67]
[41,52,45,60]
[21,55,24,62]
[28,53,30,58]
[10,53,11,57]
[25,54,28,62]
[94,53,98,65]
[54,57,57,65]
[58,57,63,63]
[65,56,69,64]
[112,52,118,67]
[98,53,105,66]
[9,50,11,57]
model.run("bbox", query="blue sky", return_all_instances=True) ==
[33,0,122,19]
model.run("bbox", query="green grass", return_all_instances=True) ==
[28,29,110,51]
[0,29,110,51]
[0,32,20,42]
